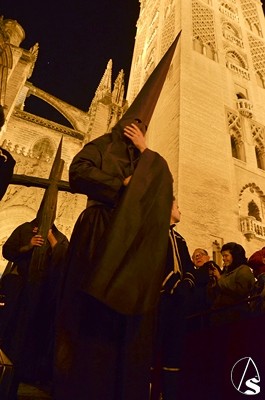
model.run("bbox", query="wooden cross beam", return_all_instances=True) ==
[10,174,72,192]
[27,137,67,282]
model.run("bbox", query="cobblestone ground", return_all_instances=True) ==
[18,383,52,399]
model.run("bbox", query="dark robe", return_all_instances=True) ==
[0,147,16,200]
[150,229,195,400]
[54,126,173,400]
[0,221,69,390]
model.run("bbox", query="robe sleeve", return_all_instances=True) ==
[82,149,173,314]
[0,148,16,200]
[2,224,33,264]
[50,233,69,270]
[69,143,124,205]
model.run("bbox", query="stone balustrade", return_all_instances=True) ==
[240,216,265,240]
[226,61,250,80]
[237,98,253,118]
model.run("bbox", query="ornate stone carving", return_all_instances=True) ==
[192,1,217,59]
[248,34,265,79]
[240,216,265,240]
[227,110,242,138]
[161,1,175,57]
[222,20,244,48]
[240,0,262,37]
[219,1,239,23]
[251,122,264,142]
[225,48,250,79]
[236,98,253,118]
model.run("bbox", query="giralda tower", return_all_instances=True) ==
[127,0,265,259]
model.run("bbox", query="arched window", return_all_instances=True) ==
[193,37,204,54]
[226,50,246,68]
[32,138,55,160]
[256,72,265,89]
[205,43,215,60]
[255,146,265,170]
[248,200,262,222]
[253,23,262,37]
[245,19,252,31]
[230,135,246,161]
[231,136,239,158]
[236,92,246,100]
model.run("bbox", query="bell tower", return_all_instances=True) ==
[127,0,265,257]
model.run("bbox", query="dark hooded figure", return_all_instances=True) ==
[248,247,265,313]
[0,219,69,398]
[0,106,16,201]
[54,118,173,400]
[54,33,181,400]
[0,147,16,201]
[207,242,255,325]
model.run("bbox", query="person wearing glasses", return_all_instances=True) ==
[190,248,222,318]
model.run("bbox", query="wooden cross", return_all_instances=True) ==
[27,136,66,282]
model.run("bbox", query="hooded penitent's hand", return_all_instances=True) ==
[123,176,132,186]
[29,235,45,248]
[123,123,147,153]
[19,234,45,253]
[47,229,58,248]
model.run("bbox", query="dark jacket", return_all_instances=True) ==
[0,148,16,200]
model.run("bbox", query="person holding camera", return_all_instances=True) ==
[207,242,255,325]
[185,248,222,332]
[190,248,222,316]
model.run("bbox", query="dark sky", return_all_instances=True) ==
[1,0,140,123]
[2,2,265,124]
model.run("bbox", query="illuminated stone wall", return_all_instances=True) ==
[127,0,265,260]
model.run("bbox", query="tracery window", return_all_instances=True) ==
[255,146,265,170]
[193,36,204,54]
[251,122,265,170]
[222,21,243,48]
[239,184,265,240]
[248,200,261,222]
[192,1,217,61]
[230,135,241,159]
[219,1,239,22]
[248,35,265,88]
[256,71,265,89]
[227,111,246,162]
[225,49,249,79]
[32,138,55,160]
[240,0,263,37]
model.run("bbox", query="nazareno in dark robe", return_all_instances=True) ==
[54,124,173,400]
[0,221,69,387]
[0,147,16,200]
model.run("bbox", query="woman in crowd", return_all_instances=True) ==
[248,247,265,313]
[207,242,255,325]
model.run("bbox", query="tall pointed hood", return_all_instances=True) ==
[117,31,181,130]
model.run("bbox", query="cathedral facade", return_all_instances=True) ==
[127,0,265,264]
[0,0,265,273]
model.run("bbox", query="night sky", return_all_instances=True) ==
[1,0,140,122]
[1,2,265,124]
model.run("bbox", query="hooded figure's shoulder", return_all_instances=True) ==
[74,134,112,161]
[86,133,112,150]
